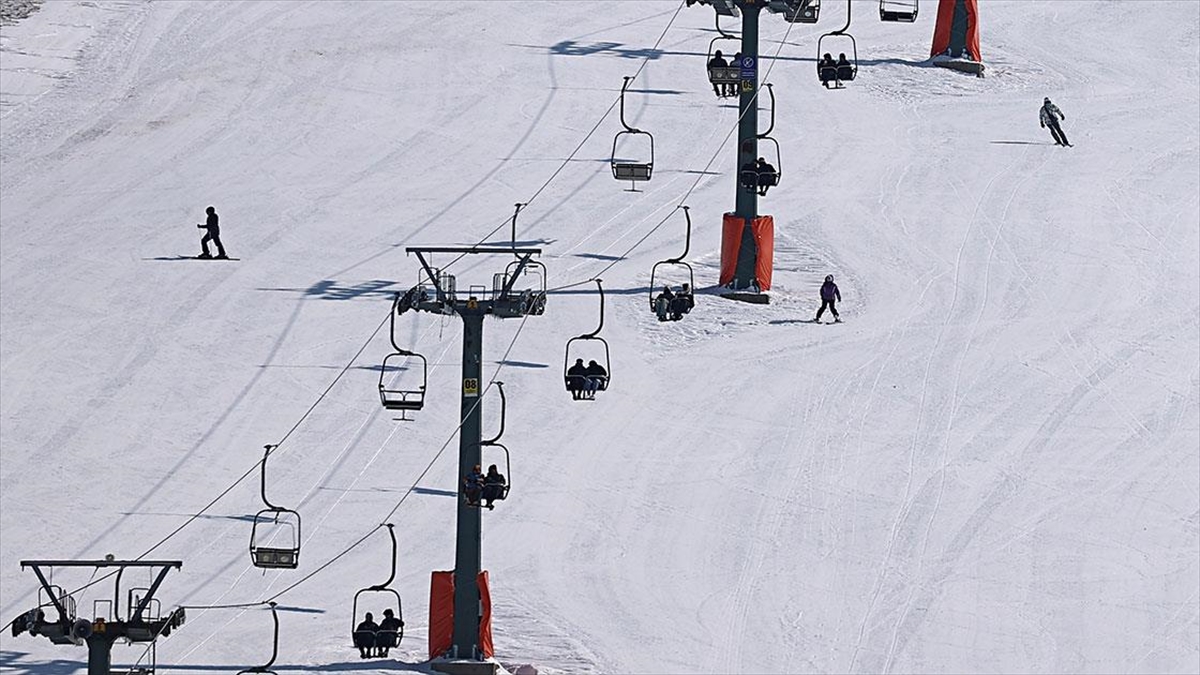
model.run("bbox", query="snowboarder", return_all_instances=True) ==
[1040,97,1071,147]
[354,612,379,659]
[482,464,507,510]
[376,608,403,657]
[463,465,484,506]
[707,50,729,97]
[816,274,842,322]
[196,206,227,259]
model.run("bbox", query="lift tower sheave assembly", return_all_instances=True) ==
[14,559,186,675]
[404,246,545,670]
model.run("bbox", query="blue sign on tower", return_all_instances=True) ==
[739,55,757,80]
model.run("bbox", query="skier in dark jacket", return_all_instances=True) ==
[197,206,227,259]
[815,274,842,322]
[1040,98,1071,147]
[376,608,403,657]
[819,53,838,87]
[354,612,379,659]
[655,286,675,321]
[756,157,777,196]
[584,360,608,397]
[566,358,588,399]
[707,50,729,97]
[482,464,507,509]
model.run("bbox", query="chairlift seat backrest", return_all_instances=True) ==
[708,66,741,84]
[253,547,298,569]
[613,163,652,181]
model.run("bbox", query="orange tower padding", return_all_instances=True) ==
[477,571,494,658]
[930,0,981,61]
[719,213,775,290]
[429,571,454,659]
[428,570,495,660]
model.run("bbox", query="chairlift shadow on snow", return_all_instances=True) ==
[119,511,260,524]
[990,140,1056,146]
[255,279,399,301]
[151,659,429,672]
[572,252,625,262]
[480,238,557,248]
[497,359,550,369]
[412,486,458,498]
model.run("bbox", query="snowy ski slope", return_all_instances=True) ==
[1,1,1198,673]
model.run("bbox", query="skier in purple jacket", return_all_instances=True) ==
[816,274,842,322]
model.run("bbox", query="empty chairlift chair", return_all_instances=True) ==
[249,445,301,570]
[611,77,654,190]
[378,291,429,418]
[879,0,917,22]
[768,0,821,23]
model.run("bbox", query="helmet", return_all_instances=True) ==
[825,274,834,282]
[205,206,215,214]
[1044,97,1051,104]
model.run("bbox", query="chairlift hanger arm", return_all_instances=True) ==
[758,84,776,138]
[481,382,506,445]
[260,444,282,512]
[833,0,851,34]
[368,524,398,591]
[618,77,640,133]
[388,293,419,354]
[665,206,692,264]
[715,12,736,39]
[510,203,526,252]
[579,279,605,339]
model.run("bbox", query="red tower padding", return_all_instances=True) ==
[719,213,775,291]
[428,570,495,659]
[930,0,981,61]
[429,571,454,659]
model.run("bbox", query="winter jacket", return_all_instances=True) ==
[820,280,841,302]
[1039,102,1064,126]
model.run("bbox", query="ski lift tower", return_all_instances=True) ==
[12,559,186,675]
[402,246,545,672]
[693,0,805,303]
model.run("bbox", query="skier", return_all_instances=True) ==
[815,274,842,323]
[376,608,403,657]
[353,612,379,659]
[655,285,675,321]
[463,465,484,507]
[196,206,227,259]
[583,359,608,398]
[566,358,589,400]
[756,157,777,196]
[819,53,838,88]
[707,50,729,97]
[482,464,507,510]
[1040,97,1071,147]
[836,53,854,83]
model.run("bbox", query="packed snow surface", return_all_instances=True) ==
[1,1,1198,673]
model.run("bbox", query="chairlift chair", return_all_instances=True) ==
[249,445,302,570]
[351,524,404,656]
[706,15,740,98]
[879,0,917,22]
[564,279,611,400]
[611,77,654,190]
[649,206,697,321]
[379,292,429,418]
[769,0,820,23]
[477,382,512,505]
[817,0,858,87]
[739,84,782,194]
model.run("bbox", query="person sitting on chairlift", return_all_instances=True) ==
[707,50,729,97]
[671,283,695,319]
[728,52,742,96]
[354,612,379,659]
[567,358,589,400]
[819,53,838,87]
[740,159,760,192]
[463,465,484,507]
[584,360,608,398]
[376,608,403,657]
[756,157,778,196]
[655,286,675,322]
[836,53,854,83]
[482,464,507,510]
